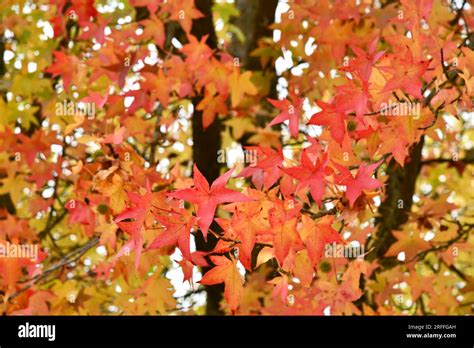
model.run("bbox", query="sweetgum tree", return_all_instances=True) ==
[0,0,473,315]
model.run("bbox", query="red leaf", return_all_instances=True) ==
[308,100,346,143]
[282,151,330,206]
[334,160,383,207]
[200,255,244,313]
[168,165,251,238]
[301,215,342,266]
[45,51,82,89]
[267,92,304,138]
[148,209,196,261]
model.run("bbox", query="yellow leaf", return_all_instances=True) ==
[97,223,118,249]
[230,70,257,108]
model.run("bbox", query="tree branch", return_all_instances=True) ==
[8,236,99,302]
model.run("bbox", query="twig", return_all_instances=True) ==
[8,236,100,301]
[301,206,338,219]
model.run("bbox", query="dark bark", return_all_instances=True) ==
[0,38,5,78]
[367,137,425,266]
[130,0,225,315]
[357,138,425,310]
[226,0,279,272]
[190,0,278,314]
[229,0,278,144]
[190,0,225,315]
[229,0,278,71]
[369,17,468,282]
[191,0,221,183]
[228,0,279,290]
[135,0,278,314]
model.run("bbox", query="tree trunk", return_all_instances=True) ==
[131,0,278,315]
[367,137,425,266]
[229,0,278,71]
[191,0,278,314]
[190,0,225,316]
[228,0,278,269]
